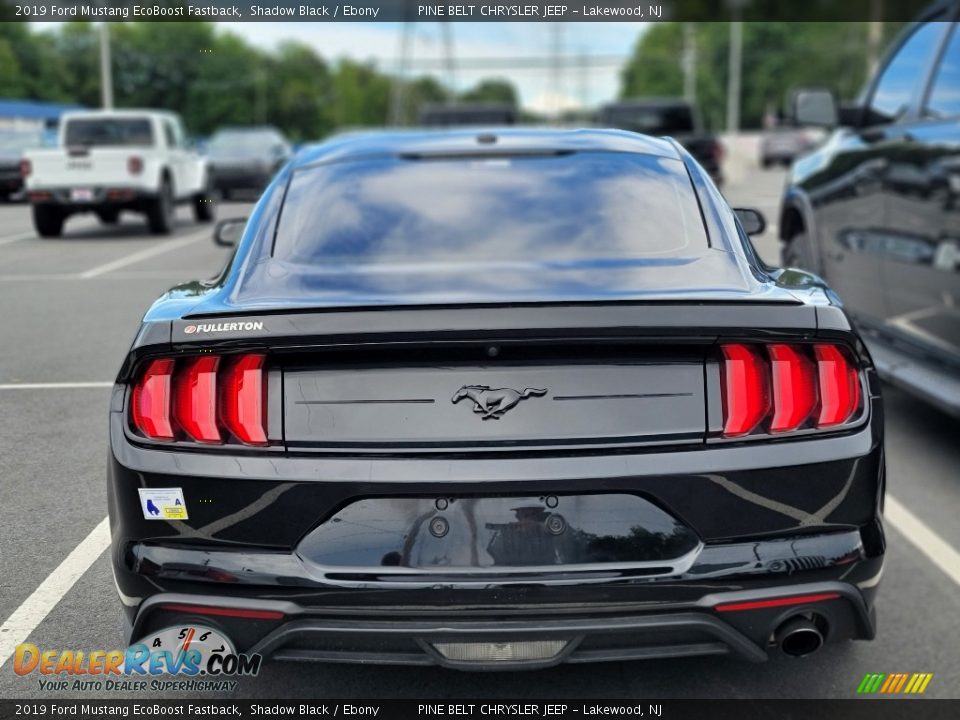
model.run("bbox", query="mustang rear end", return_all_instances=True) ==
[108,129,884,670]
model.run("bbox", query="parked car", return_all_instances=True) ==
[206,126,291,199]
[760,127,815,168]
[109,128,883,670]
[0,128,45,201]
[22,109,214,237]
[418,103,517,126]
[781,4,960,417]
[597,98,724,185]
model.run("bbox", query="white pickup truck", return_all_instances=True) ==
[22,109,214,237]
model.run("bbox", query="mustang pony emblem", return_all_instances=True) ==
[451,385,547,419]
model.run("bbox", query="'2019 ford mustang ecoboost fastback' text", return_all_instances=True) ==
[108,129,884,670]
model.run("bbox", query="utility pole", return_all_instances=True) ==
[725,5,744,133]
[99,23,114,109]
[441,22,457,103]
[549,24,564,118]
[866,0,884,76]
[682,23,697,105]
[254,66,267,124]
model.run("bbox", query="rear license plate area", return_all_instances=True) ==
[297,494,700,573]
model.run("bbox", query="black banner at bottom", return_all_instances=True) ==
[0,700,958,720]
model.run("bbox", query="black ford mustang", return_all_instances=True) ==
[108,129,884,670]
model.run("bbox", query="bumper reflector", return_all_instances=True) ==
[158,603,284,621]
[714,592,840,613]
[431,640,567,663]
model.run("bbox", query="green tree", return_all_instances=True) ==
[459,78,518,106]
[331,59,391,128]
[621,22,907,130]
[264,41,336,141]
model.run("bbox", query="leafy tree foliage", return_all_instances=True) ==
[3,21,523,141]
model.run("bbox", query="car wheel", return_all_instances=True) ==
[147,179,174,235]
[782,231,809,268]
[33,204,64,238]
[97,209,120,225]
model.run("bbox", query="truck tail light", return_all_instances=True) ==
[128,156,144,175]
[720,343,862,438]
[131,354,268,446]
[20,159,31,177]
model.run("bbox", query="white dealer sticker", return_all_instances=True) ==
[138,488,188,520]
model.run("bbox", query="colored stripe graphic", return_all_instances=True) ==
[857,673,932,694]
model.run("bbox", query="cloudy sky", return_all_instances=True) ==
[220,22,648,113]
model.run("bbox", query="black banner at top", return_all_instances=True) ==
[0,0,942,23]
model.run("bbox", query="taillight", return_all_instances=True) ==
[220,354,268,446]
[720,343,861,437]
[712,141,725,164]
[128,156,143,175]
[132,359,175,441]
[131,354,268,446]
[174,356,221,444]
[19,159,31,177]
[720,344,770,436]
[814,344,861,427]
[768,344,817,433]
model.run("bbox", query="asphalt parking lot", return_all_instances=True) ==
[1,151,958,700]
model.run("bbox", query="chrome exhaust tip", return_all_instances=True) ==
[776,616,825,657]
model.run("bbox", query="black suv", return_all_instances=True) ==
[780,4,960,416]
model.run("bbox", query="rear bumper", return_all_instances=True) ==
[124,578,878,670]
[27,186,156,210]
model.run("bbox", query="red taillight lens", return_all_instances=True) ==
[132,359,175,441]
[720,344,770,436]
[220,354,267,446]
[814,344,861,427]
[158,603,284,621]
[128,156,143,175]
[132,353,268,446]
[720,342,861,437]
[174,356,221,444]
[768,344,817,433]
[20,159,31,177]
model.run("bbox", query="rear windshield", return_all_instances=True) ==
[273,152,707,267]
[64,118,153,147]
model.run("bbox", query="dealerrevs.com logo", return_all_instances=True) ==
[183,321,264,335]
[13,625,261,693]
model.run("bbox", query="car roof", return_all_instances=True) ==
[291,127,683,169]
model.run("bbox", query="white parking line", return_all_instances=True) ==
[0,517,110,668]
[78,230,207,279]
[0,381,113,390]
[0,232,35,246]
[885,495,960,586]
